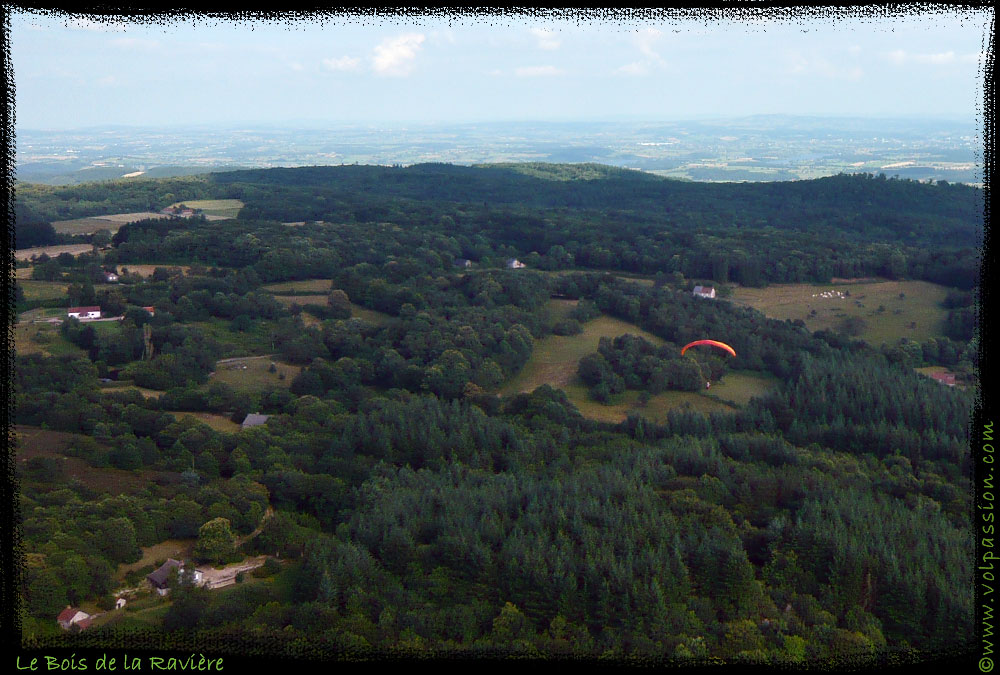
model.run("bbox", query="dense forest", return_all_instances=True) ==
[12,164,978,664]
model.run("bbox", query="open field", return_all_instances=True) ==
[187,318,277,356]
[562,381,735,424]
[704,370,781,406]
[169,199,244,218]
[729,280,950,344]
[51,212,168,235]
[15,266,34,279]
[208,355,301,394]
[165,411,242,434]
[500,314,666,396]
[116,264,192,277]
[261,279,333,294]
[100,385,164,399]
[15,426,167,495]
[272,294,329,307]
[14,321,83,357]
[15,244,92,260]
[18,279,69,301]
[542,298,578,326]
[350,302,393,325]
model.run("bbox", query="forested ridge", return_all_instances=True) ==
[13,163,977,664]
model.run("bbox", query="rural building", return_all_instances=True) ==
[506,258,527,269]
[147,559,203,595]
[57,607,91,630]
[142,306,156,316]
[67,306,102,320]
[929,372,957,387]
[692,285,716,299]
[241,413,271,430]
[103,272,118,283]
[115,597,127,610]
[453,258,473,268]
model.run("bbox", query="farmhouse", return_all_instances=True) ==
[57,606,91,631]
[692,285,716,299]
[506,258,527,269]
[147,559,203,595]
[142,306,156,316]
[103,272,119,283]
[929,372,957,387]
[67,306,101,320]
[242,413,271,429]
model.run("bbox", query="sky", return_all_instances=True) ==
[10,8,992,130]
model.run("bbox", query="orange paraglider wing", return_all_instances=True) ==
[680,339,736,357]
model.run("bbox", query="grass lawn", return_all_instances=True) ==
[116,264,192,278]
[51,212,168,236]
[500,314,665,396]
[272,294,330,307]
[100,385,164,399]
[349,302,393,326]
[208,355,301,394]
[18,280,69,301]
[729,279,950,345]
[188,318,279,357]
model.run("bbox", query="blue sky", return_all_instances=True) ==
[11,8,991,129]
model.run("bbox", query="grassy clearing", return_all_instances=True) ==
[15,266,34,279]
[500,314,665,396]
[15,244,92,261]
[350,303,393,326]
[18,280,69,301]
[261,279,332,294]
[117,539,196,580]
[705,370,780,406]
[116,264,192,278]
[169,199,244,218]
[100,385,164,399]
[729,280,950,344]
[15,426,162,495]
[51,212,168,235]
[562,381,734,424]
[165,411,242,434]
[14,321,83,357]
[188,318,278,357]
[272,294,329,308]
[542,298,578,326]
[208,355,301,394]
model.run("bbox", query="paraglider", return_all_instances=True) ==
[680,340,736,358]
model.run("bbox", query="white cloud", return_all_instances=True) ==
[530,28,561,51]
[515,65,563,77]
[614,62,647,76]
[110,37,160,51]
[787,51,863,81]
[65,17,128,32]
[886,50,981,66]
[635,28,665,66]
[322,56,361,72]
[372,33,425,76]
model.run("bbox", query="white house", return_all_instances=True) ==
[103,272,119,283]
[506,258,526,269]
[67,306,102,319]
[692,285,716,299]
[57,607,91,630]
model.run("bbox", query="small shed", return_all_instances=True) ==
[241,413,271,430]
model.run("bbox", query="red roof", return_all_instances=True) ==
[68,306,101,313]
[930,372,956,385]
[57,607,77,623]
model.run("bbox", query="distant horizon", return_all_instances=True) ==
[16,112,980,134]
[12,9,988,129]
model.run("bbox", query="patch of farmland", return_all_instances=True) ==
[349,303,393,325]
[729,280,950,345]
[261,279,333,294]
[15,321,84,357]
[100,385,164,399]
[500,314,666,396]
[116,264,191,278]
[169,199,244,218]
[15,244,92,261]
[272,294,330,308]
[18,279,69,301]
[51,212,169,235]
